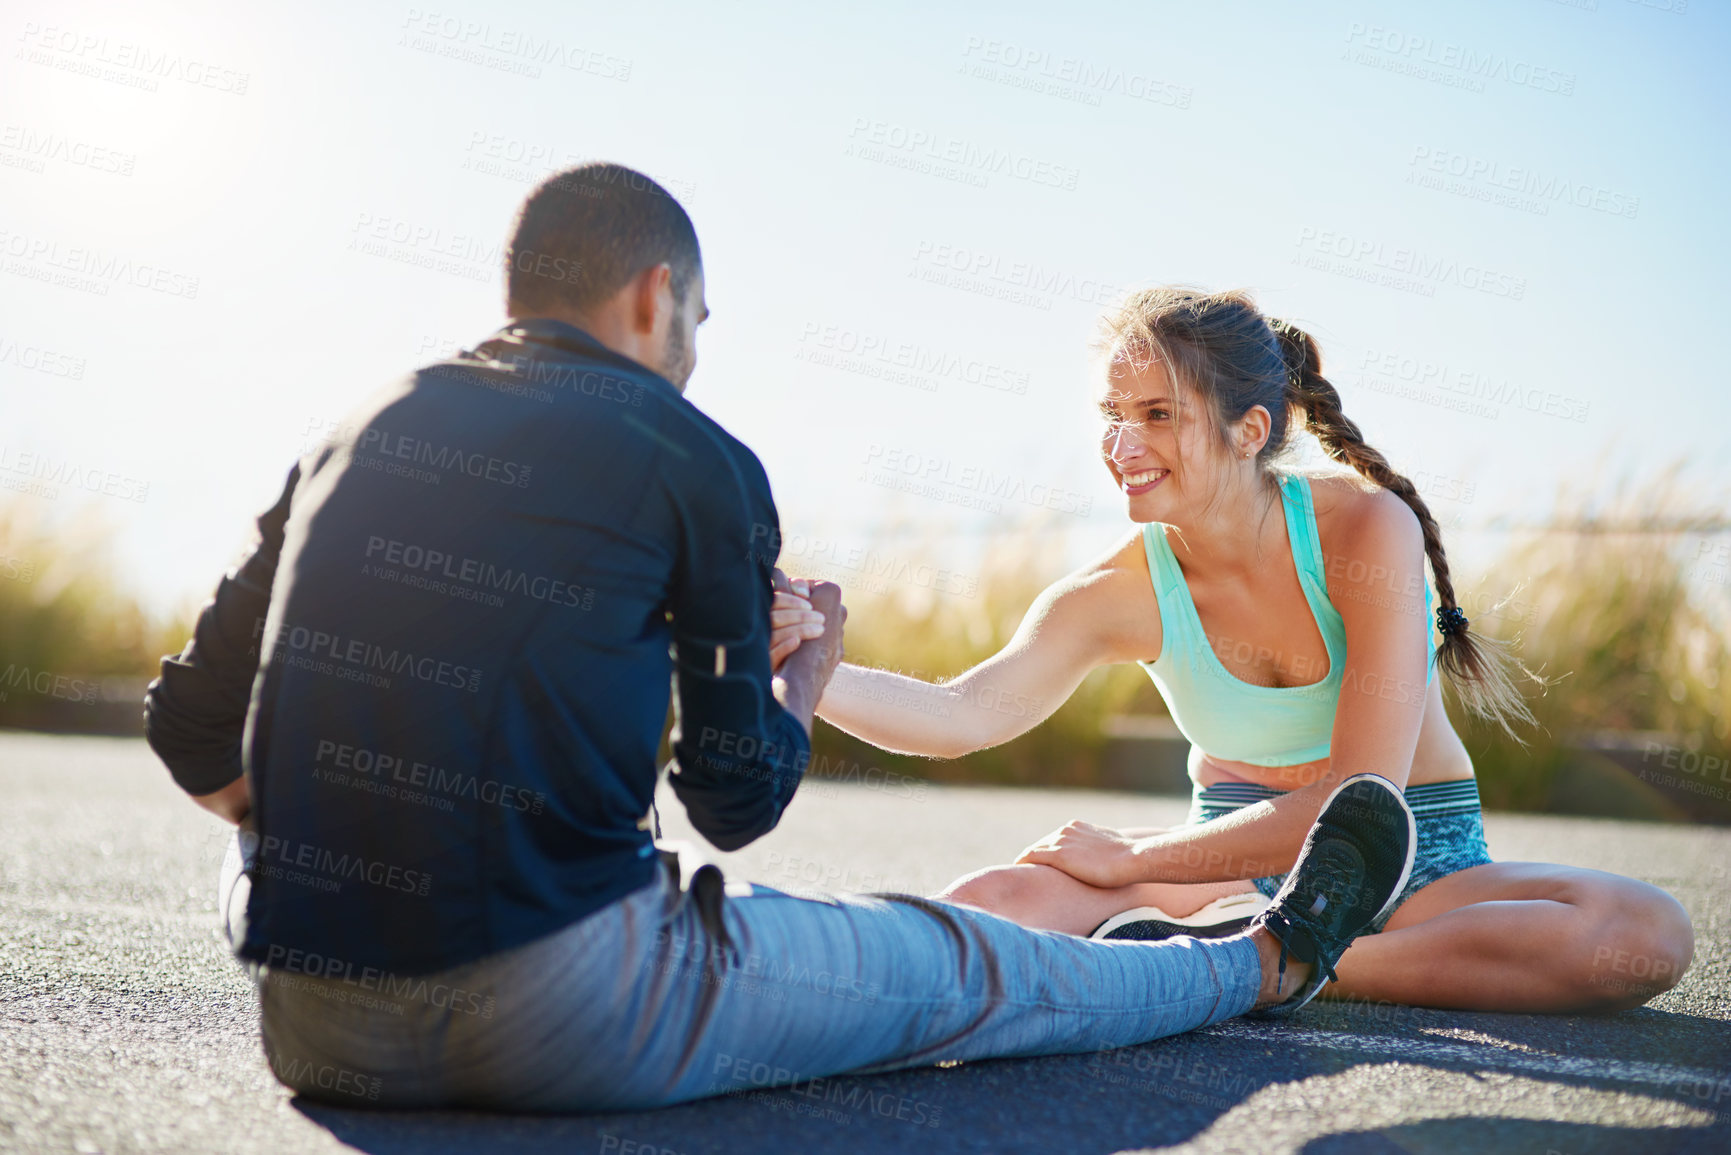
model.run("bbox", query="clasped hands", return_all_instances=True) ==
[769,568,846,673]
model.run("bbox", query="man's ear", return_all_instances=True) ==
[630,263,674,336]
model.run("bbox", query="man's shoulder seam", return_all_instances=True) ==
[639,392,768,504]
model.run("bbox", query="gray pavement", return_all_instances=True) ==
[2,732,1728,1154]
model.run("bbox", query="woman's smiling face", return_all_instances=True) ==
[1097,353,1223,524]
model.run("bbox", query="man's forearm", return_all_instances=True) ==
[772,644,834,738]
[769,579,847,740]
[146,463,297,807]
[669,668,815,852]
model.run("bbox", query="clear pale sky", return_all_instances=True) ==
[3,0,1726,613]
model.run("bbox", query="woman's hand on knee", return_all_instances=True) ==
[1015,820,1146,889]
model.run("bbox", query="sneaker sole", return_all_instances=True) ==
[1321,773,1417,931]
[1091,893,1271,940]
[1096,915,1256,942]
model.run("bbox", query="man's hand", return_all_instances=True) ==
[1015,820,1148,889]
[769,569,826,671]
[772,579,846,734]
[191,777,253,826]
[785,579,845,681]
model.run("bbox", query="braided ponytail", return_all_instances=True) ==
[1270,319,1538,736]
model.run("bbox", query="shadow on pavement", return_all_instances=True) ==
[1302,1118,1721,1155]
[292,1050,1222,1155]
[291,1013,1731,1155]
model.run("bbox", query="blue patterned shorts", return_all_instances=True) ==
[1189,778,1493,934]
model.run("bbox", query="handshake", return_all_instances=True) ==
[769,568,847,682]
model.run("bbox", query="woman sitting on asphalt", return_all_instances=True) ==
[811,286,1693,1013]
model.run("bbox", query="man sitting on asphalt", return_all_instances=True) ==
[144,162,1416,1111]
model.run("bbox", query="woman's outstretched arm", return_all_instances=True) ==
[1019,487,1434,886]
[815,534,1160,759]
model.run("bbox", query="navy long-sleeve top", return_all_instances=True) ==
[144,319,810,975]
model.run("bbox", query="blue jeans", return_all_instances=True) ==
[245,847,1261,1111]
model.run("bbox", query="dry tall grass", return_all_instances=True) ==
[0,504,189,729]
[1452,467,1730,810]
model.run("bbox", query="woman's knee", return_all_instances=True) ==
[1575,881,1694,1008]
[940,864,1066,918]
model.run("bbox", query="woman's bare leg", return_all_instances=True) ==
[943,858,1693,1012]
[1325,862,1694,1013]
[937,863,1256,936]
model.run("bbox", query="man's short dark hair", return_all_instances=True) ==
[505,162,700,316]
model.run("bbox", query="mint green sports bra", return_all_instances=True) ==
[1137,473,1436,768]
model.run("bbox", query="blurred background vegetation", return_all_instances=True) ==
[1445,466,1730,820]
[810,463,1731,824]
[0,503,192,733]
[3,462,1727,821]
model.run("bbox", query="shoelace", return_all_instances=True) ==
[1261,908,1339,994]
[1263,839,1360,994]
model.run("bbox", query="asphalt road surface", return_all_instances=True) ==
[2,732,1727,1154]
